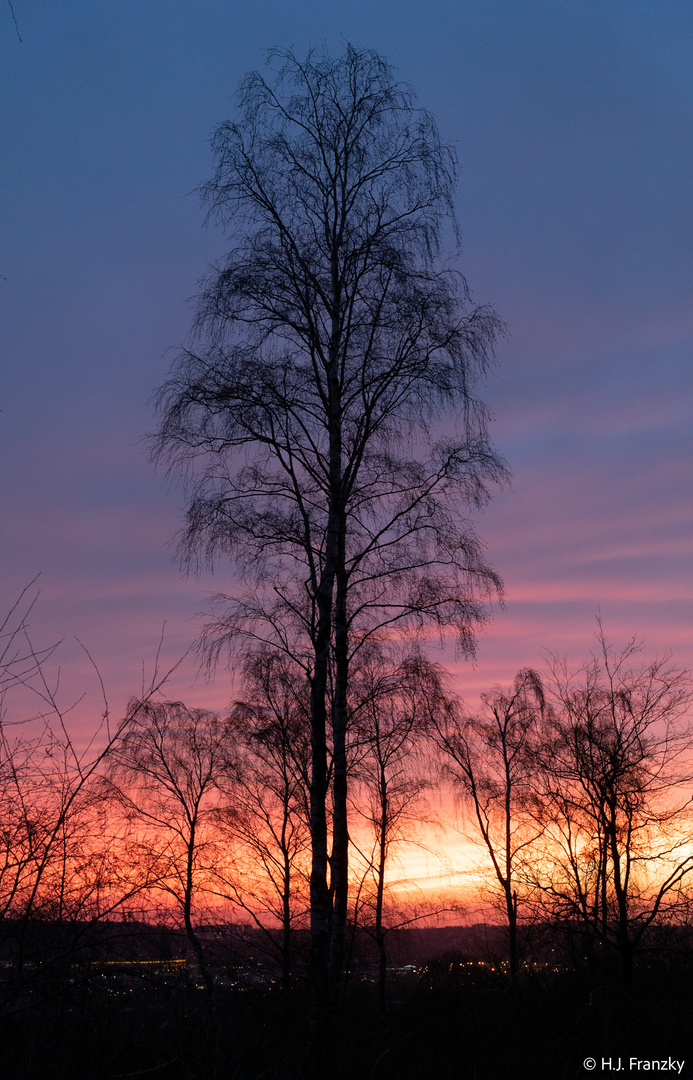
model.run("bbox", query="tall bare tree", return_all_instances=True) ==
[153,44,506,1020]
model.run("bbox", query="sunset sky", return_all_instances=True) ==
[2,0,691,734]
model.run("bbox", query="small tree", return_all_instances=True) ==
[531,630,693,989]
[432,669,545,983]
[349,647,442,1015]
[153,45,506,1019]
[0,584,161,1011]
[110,700,231,996]
[214,649,312,991]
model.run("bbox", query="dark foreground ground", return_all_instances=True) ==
[2,925,692,1079]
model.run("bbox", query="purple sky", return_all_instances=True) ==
[1,0,691,730]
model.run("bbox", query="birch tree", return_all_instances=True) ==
[153,44,506,1020]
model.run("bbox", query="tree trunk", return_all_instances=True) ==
[506,887,519,985]
[183,821,215,999]
[375,769,388,1023]
[281,844,292,994]
[329,524,349,994]
[308,622,331,1057]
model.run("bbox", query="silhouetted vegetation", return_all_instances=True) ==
[3,582,693,1077]
[4,41,692,1080]
[151,45,506,1048]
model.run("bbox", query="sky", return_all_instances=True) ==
[1,0,692,739]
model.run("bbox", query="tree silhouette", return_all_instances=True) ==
[349,647,444,1018]
[213,649,311,991]
[530,630,693,989]
[432,668,545,983]
[109,700,231,997]
[0,585,166,1013]
[153,44,506,1025]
